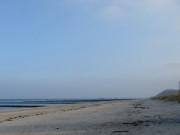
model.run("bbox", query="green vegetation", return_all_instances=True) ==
[153,92,180,102]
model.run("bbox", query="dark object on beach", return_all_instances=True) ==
[112,130,129,133]
[123,120,144,126]
[134,106,146,109]
[123,122,139,126]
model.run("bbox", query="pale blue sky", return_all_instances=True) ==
[0,0,180,98]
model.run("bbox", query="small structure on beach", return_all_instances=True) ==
[179,82,180,96]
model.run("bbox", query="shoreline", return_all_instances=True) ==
[0,99,129,111]
[0,99,180,135]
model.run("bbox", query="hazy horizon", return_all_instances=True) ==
[0,0,180,99]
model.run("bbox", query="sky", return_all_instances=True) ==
[0,0,180,99]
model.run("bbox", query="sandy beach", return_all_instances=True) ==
[0,99,180,135]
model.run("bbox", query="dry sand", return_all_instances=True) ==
[0,99,180,135]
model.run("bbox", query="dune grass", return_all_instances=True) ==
[153,92,180,103]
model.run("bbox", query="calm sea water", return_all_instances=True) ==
[0,99,120,111]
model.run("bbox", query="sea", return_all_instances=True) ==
[0,99,120,111]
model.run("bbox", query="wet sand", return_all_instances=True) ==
[0,99,180,135]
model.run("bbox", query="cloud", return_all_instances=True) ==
[141,0,176,13]
[59,0,180,32]
[95,0,180,32]
[98,0,178,16]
